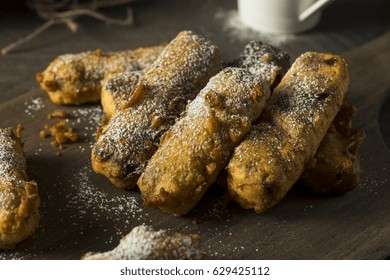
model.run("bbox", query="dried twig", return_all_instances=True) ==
[1,0,135,55]
[2,20,56,55]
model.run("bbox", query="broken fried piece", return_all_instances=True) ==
[300,103,365,194]
[47,109,67,119]
[41,120,79,149]
[81,225,205,260]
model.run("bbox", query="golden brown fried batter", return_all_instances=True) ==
[101,71,142,119]
[226,52,350,213]
[36,44,165,105]
[138,67,270,216]
[300,103,365,194]
[0,126,40,249]
[81,225,205,260]
[91,31,223,189]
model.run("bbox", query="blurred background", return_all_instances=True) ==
[0,0,389,103]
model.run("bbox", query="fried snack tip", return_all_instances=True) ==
[139,67,270,216]
[233,41,290,89]
[36,44,166,105]
[227,52,350,213]
[300,103,365,194]
[101,71,142,119]
[0,126,40,249]
[82,225,205,260]
[92,31,223,189]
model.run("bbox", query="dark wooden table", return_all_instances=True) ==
[0,0,389,259]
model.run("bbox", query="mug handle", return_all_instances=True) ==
[299,0,334,22]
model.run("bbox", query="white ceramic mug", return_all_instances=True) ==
[238,0,334,34]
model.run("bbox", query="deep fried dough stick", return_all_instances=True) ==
[81,225,205,260]
[226,52,350,213]
[0,126,40,249]
[138,67,270,216]
[91,31,223,189]
[236,42,364,195]
[36,44,166,105]
[300,103,365,194]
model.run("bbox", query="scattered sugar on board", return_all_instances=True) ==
[65,166,147,231]
[360,174,386,195]
[18,165,150,258]
[71,106,103,149]
[215,9,295,46]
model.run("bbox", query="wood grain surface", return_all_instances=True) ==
[0,31,389,260]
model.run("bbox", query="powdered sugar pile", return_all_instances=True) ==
[82,225,204,260]
[215,9,295,46]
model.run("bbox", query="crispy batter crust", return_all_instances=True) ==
[300,103,365,194]
[91,31,223,189]
[37,44,165,105]
[0,126,40,249]
[82,225,205,260]
[101,71,142,119]
[138,67,270,216]
[227,52,350,213]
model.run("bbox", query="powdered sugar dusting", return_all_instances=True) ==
[215,9,295,46]
[66,166,145,222]
[34,165,149,253]
[0,128,25,186]
[234,41,290,88]
[70,106,103,148]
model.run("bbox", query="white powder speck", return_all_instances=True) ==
[24,97,45,118]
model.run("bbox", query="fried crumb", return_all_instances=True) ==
[191,218,199,225]
[41,119,79,149]
[39,130,47,139]
[55,152,61,157]
[48,109,68,119]
[16,124,24,139]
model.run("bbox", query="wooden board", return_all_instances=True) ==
[0,32,389,260]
